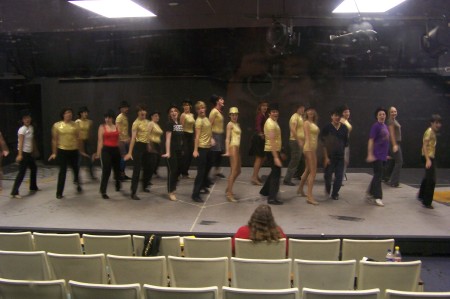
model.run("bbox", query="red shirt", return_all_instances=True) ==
[232,225,287,254]
[103,125,119,147]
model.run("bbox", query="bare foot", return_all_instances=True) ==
[306,197,319,205]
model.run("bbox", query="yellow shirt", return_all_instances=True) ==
[75,119,92,141]
[303,122,319,152]
[209,108,224,134]
[341,119,352,135]
[183,113,195,134]
[229,122,241,147]
[132,118,150,144]
[195,116,212,148]
[149,122,163,144]
[264,118,281,152]
[116,113,129,142]
[422,127,436,158]
[53,121,79,150]
[289,113,304,141]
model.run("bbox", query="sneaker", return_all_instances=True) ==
[10,194,22,199]
[331,194,339,200]
[375,199,384,207]
[423,204,434,209]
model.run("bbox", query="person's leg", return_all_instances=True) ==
[181,132,193,176]
[251,155,264,184]
[69,150,81,192]
[389,145,403,186]
[323,161,333,196]
[192,148,208,200]
[226,147,241,200]
[167,155,178,193]
[306,152,318,204]
[100,147,112,195]
[332,158,345,198]
[11,154,29,196]
[298,154,310,197]
[284,140,300,184]
[56,149,68,197]
[111,147,122,191]
[130,142,145,196]
[370,160,383,200]
[343,146,349,180]
[28,154,38,191]
[267,152,281,203]
[260,153,272,196]
[142,152,154,191]
[422,158,436,207]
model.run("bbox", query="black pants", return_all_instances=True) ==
[324,157,345,197]
[419,157,436,207]
[79,140,94,177]
[260,152,281,201]
[11,152,38,195]
[181,132,194,176]
[100,146,121,194]
[192,148,213,197]
[131,142,152,195]
[368,160,384,199]
[57,149,80,197]
[167,150,183,193]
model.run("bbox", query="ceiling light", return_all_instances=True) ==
[332,0,407,13]
[69,0,157,18]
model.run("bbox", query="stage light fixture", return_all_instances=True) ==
[332,0,407,13]
[68,0,157,18]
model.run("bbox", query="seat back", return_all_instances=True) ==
[69,280,140,299]
[82,234,133,256]
[132,235,145,256]
[0,278,67,299]
[223,286,300,299]
[385,289,450,299]
[0,250,52,280]
[159,236,182,257]
[235,238,286,259]
[0,232,34,251]
[231,257,291,289]
[33,232,83,254]
[288,239,340,261]
[47,253,108,284]
[144,285,218,299]
[358,261,422,298]
[293,259,356,291]
[302,288,380,299]
[168,256,228,289]
[107,254,167,286]
[184,237,232,258]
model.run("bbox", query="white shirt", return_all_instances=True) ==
[18,125,34,153]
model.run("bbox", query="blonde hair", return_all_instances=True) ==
[195,101,206,111]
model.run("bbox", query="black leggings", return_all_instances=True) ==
[100,146,121,194]
[56,149,80,197]
[181,132,194,175]
[11,152,38,195]
[131,142,152,194]
[192,148,213,197]
[167,150,183,193]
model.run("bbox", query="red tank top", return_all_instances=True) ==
[103,125,119,147]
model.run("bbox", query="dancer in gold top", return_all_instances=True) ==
[147,111,163,190]
[180,99,195,178]
[75,106,96,180]
[116,101,131,180]
[223,107,241,202]
[340,105,352,181]
[209,94,225,178]
[249,100,268,186]
[298,107,320,205]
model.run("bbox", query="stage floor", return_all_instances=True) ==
[0,165,449,239]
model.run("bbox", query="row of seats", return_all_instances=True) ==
[0,251,422,297]
[0,232,397,263]
[1,279,449,299]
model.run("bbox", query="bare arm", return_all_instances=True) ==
[49,126,58,161]
[162,131,172,158]
[388,124,398,153]
[193,127,200,158]
[93,125,104,160]
[125,129,137,160]
[223,122,233,156]
[180,113,186,126]
[268,129,281,167]
[16,134,24,162]
[422,137,432,169]
[366,138,375,162]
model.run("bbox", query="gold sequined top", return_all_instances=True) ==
[289,113,304,141]
[75,119,92,141]
[195,116,212,148]
[229,122,241,147]
[53,121,79,150]
[149,121,163,144]
[303,122,319,152]
[209,108,224,134]
[116,113,129,142]
[183,113,195,134]
[132,118,150,144]
[422,127,436,158]
[264,118,281,152]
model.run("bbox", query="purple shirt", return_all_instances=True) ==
[369,122,390,161]
[255,113,267,134]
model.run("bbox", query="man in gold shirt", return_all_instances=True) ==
[418,114,442,209]
[283,103,305,186]
[209,94,225,178]
[75,106,95,180]
[260,103,283,205]
[116,101,131,180]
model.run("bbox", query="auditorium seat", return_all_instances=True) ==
[82,234,134,256]
[223,286,300,299]
[159,236,182,257]
[0,278,67,299]
[234,238,286,259]
[230,257,291,289]
[184,237,232,259]
[69,280,140,299]
[145,285,218,299]
[33,232,83,254]
[0,250,53,280]
[302,288,380,299]
[0,231,34,251]
[288,239,340,261]
[385,289,450,299]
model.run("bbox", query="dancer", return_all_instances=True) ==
[0,129,10,192]
[384,106,403,187]
[340,105,352,181]
[223,107,241,202]
[283,103,305,186]
[116,101,131,180]
[192,101,214,203]
[232,204,286,253]
[259,103,283,205]
[146,111,163,190]
[418,114,442,209]
[180,99,195,178]
[11,109,39,198]
[161,105,184,201]
[124,105,151,200]
[249,100,269,186]
[298,107,320,205]
[321,108,348,201]
[92,110,121,199]
[75,106,95,179]
[48,107,87,199]
[366,107,390,207]
[209,94,225,178]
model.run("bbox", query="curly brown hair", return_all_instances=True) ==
[247,204,282,243]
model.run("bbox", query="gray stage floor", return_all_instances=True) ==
[0,165,449,238]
